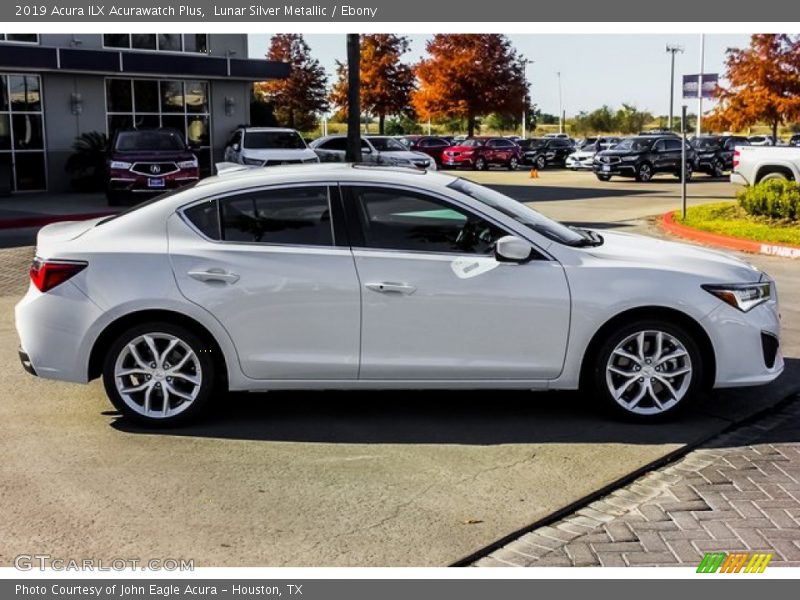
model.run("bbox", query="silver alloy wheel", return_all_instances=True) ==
[114,332,202,419]
[605,330,692,416]
[638,164,652,181]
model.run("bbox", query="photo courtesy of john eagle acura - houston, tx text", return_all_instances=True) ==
[15,163,782,427]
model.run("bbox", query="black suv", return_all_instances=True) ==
[593,136,697,182]
[519,137,574,169]
[789,134,800,147]
[691,135,750,177]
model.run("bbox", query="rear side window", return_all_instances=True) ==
[219,186,333,246]
[184,199,220,239]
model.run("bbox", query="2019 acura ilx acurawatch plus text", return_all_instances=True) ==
[16,164,782,426]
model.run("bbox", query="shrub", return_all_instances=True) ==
[737,180,800,221]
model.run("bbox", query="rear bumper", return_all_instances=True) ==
[730,172,750,186]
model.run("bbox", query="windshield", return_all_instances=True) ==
[448,178,589,247]
[115,130,185,152]
[692,137,721,150]
[459,138,486,148]
[244,131,306,150]
[368,137,407,151]
[613,138,651,152]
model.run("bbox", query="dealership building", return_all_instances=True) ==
[0,34,289,194]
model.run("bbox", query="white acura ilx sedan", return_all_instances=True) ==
[15,164,782,426]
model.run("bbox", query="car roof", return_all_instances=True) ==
[191,163,457,194]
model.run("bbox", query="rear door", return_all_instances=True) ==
[168,184,361,380]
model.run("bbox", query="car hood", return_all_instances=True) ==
[240,148,317,161]
[583,230,762,283]
[570,150,596,159]
[111,150,195,161]
[381,151,433,162]
[445,145,483,152]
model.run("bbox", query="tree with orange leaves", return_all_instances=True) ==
[705,34,800,139]
[330,34,416,135]
[254,34,329,131]
[412,34,529,137]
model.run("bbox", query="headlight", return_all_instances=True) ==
[702,282,771,312]
[109,161,131,170]
[621,155,638,161]
[177,158,198,169]
[243,157,264,166]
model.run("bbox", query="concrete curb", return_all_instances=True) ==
[660,211,800,259]
[0,212,116,231]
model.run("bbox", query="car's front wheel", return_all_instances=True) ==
[596,173,611,181]
[535,155,547,170]
[635,162,653,182]
[103,322,218,427]
[508,156,519,170]
[589,320,703,421]
[474,156,487,171]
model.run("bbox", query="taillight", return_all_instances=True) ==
[29,258,87,292]
[733,149,740,169]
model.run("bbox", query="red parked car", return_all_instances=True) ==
[441,137,522,170]
[409,136,452,166]
[106,128,199,205]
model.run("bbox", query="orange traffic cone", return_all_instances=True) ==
[530,168,539,179]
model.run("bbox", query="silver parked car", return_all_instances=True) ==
[310,135,437,170]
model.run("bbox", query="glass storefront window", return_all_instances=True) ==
[103,34,209,53]
[131,34,157,50]
[0,73,46,191]
[1,34,39,43]
[9,76,41,112]
[106,78,213,177]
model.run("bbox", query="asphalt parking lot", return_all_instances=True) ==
[1,169,797,567]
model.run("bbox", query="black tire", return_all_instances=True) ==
[676,163,693,181]
[596,173,612,181]
[102,321,219,427]
[587,319,704,422]
[635,162,653,182]
[711,157,725,178]
[474,156,487,171]
[508,156,519,171]
[535,155,547,170]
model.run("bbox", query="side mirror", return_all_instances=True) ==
[495,235,534,264]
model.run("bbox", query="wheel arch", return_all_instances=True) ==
[754,164,796,183]
[88,309,229,387]
[578,306,716,390]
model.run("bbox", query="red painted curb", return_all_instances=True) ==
[661,211,800,259]
[0,211,116,231]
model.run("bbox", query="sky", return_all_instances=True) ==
[248,33,751,118]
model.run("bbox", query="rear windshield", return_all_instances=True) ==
[244,131,306,150]
[114,130,186,152]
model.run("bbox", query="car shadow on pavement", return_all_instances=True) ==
[110,359,799,446]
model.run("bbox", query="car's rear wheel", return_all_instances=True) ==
[589,320,703,421]
[635,162,653,182]
[758,171,792,183]
[103,322,217,427]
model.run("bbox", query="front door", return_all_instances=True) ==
[342,185,571,381]
[169,184,361,380]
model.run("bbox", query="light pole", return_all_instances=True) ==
[519,58,534,140]
[696,33,705,137]
[557,71,563,134]
[666,44,684,131]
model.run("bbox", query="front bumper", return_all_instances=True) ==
[442,155,475,168]
[108,168,199,193]
[594,162,637,176]
[566,156,594,170]
[701,292,783,388]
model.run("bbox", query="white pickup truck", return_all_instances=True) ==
[731,145,800,185]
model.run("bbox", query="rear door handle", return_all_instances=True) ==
[365,282,416,295]
[188,269,240,284]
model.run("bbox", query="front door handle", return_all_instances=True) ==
[365,282,416,295]
[188,269,240,284]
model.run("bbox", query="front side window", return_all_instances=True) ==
[368,137,406,152]
[219,187,333,246]
[349,186,507,255]
[319,138,347,151]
